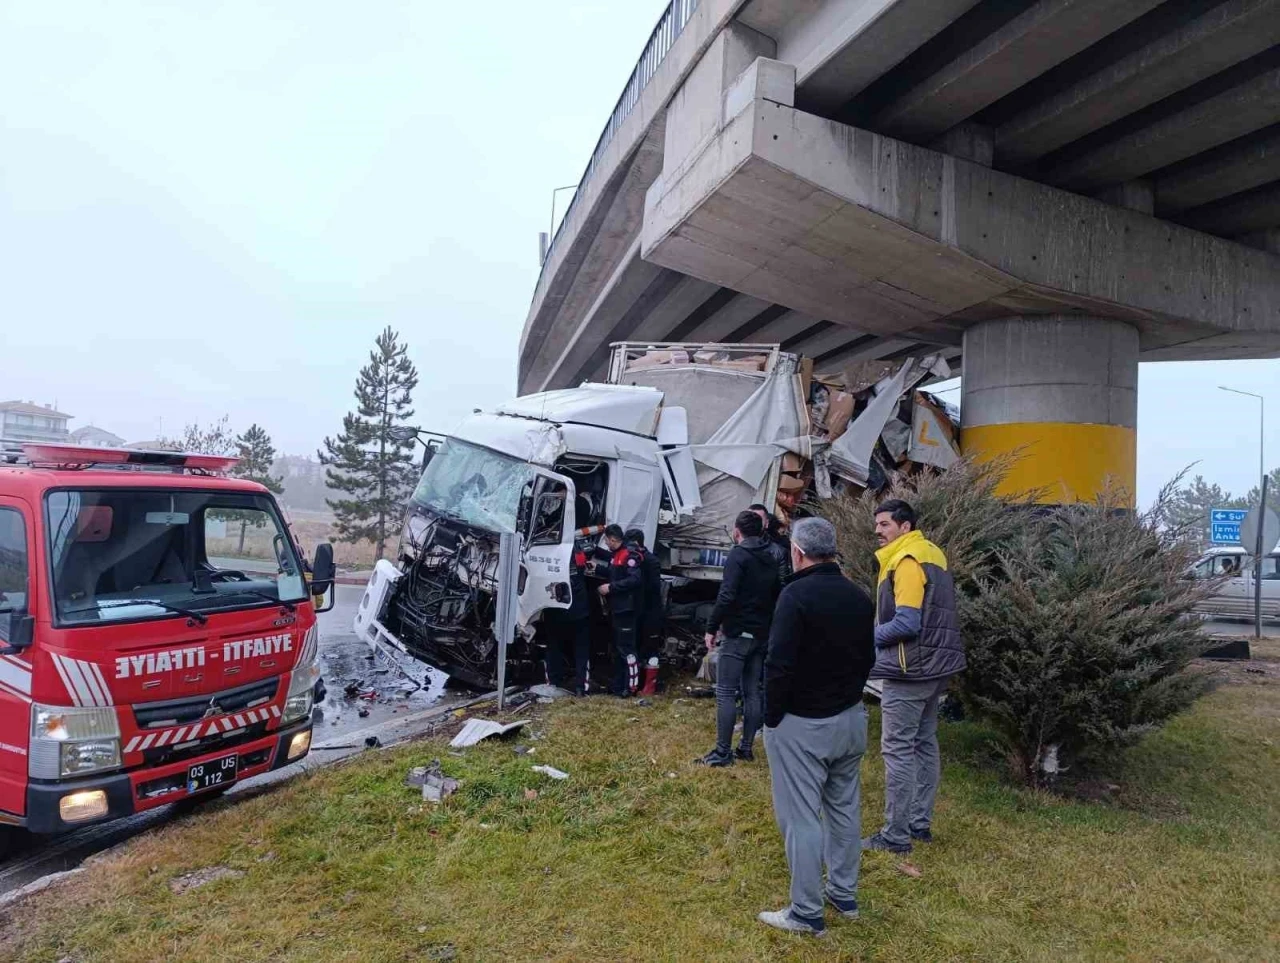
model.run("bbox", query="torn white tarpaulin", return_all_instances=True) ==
[828,364,912,484]
[686,367,809,488]
[449,718,530,748]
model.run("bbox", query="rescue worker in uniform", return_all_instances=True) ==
[626,527,664,695]
[542,544,591,696]
[598,524,643,696]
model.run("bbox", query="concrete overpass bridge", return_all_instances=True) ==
[520,0,1280,502]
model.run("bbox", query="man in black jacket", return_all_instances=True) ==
[749,503,792,579]
[598,524,643,696]
[698,511,780,767]
[758,517,876,937]
[542,545,591,696]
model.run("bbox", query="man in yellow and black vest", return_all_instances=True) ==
[863,499,964,855]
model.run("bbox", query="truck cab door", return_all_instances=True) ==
[516,470,576,626]
[657,449,702,518]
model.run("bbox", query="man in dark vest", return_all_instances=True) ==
[542,545,591,696]
[863,499,964,854]
[626,528,664,695]
[598,524,643,696]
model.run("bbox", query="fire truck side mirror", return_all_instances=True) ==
[311,543,336,591]
[0,611,34,655]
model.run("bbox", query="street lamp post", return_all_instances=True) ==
[1218,386,1264,486]
[1218,386,1268,639]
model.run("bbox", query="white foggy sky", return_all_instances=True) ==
[2,1,1277,506]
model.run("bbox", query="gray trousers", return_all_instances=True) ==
[715,636,764,755]
[764,703,867,922]
[879,677,950,846]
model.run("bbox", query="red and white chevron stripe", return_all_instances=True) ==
[123,704,282,754]
[50,654,113,707]
[0,654,32,701]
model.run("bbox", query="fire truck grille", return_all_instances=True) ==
[132,677,279,729]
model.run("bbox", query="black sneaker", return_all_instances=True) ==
[861,832,912,854]
[695,749,733,767]
[910,828,934,844]
[824,891,859,920]
[734,746,755,762]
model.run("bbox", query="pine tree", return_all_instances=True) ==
[231,424,284,552]
[319,327,419,560]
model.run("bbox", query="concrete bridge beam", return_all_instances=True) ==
[961,316,1138,504]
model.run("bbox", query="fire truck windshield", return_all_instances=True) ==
[45,488,308,626]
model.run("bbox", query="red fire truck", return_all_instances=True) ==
[0,443,335,845]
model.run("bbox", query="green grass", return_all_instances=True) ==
[5,645,1278,962]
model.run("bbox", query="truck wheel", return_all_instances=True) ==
[0,825,30,860]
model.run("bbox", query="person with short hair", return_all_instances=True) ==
[749,502,792,579]
[599,524,643,696]
[758,517,876,937]
[625,527,664,694]
[863,499,964,855]
[698,510,780,767]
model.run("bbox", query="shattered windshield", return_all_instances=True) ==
[46,488,307,626]
[410,438,533,532]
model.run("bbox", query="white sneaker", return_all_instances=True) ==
[757,909,827,937]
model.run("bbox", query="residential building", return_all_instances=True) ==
[0,401,72,444]
[69,425,125,448]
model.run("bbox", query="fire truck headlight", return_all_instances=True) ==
[287,730,312,760]
[59,790,109,823]
[60,740,123,777]
[282,690,313,725]
[30,704,122,779]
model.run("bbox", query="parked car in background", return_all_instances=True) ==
[1186,546,1280,621]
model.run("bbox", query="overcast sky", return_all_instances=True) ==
[2,1,1277,507]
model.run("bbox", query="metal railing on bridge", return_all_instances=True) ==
[539,0,699,277]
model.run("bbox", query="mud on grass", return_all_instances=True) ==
[4,655,1279,962]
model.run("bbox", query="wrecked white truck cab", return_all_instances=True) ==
[354,380,698,687]
[355,342,957,688]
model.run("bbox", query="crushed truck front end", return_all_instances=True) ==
[0,447,329,835]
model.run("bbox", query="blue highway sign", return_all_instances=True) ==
[1210,508,1248,545]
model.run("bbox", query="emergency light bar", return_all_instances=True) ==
[18,443,240,474]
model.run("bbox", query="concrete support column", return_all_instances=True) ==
[960,316,1138,505]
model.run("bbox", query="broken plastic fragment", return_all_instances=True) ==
[449,718,529,748]
[530,765,569,780]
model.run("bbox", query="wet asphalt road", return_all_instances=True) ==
[0,585,470,896]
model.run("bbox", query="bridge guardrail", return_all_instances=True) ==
[539,0,699,278]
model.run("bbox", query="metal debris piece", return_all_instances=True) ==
[364,736,382,749]
[635,698,653,707]
[422,761,459,803]
[529,683,574,700]
[357,707,370,718]
[449,718,530,748]
[530,765,569,780]
[405,766,430,788]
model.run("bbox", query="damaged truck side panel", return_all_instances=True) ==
[355,342,959,688]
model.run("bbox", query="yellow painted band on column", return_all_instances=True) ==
[960,422,1136,506]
